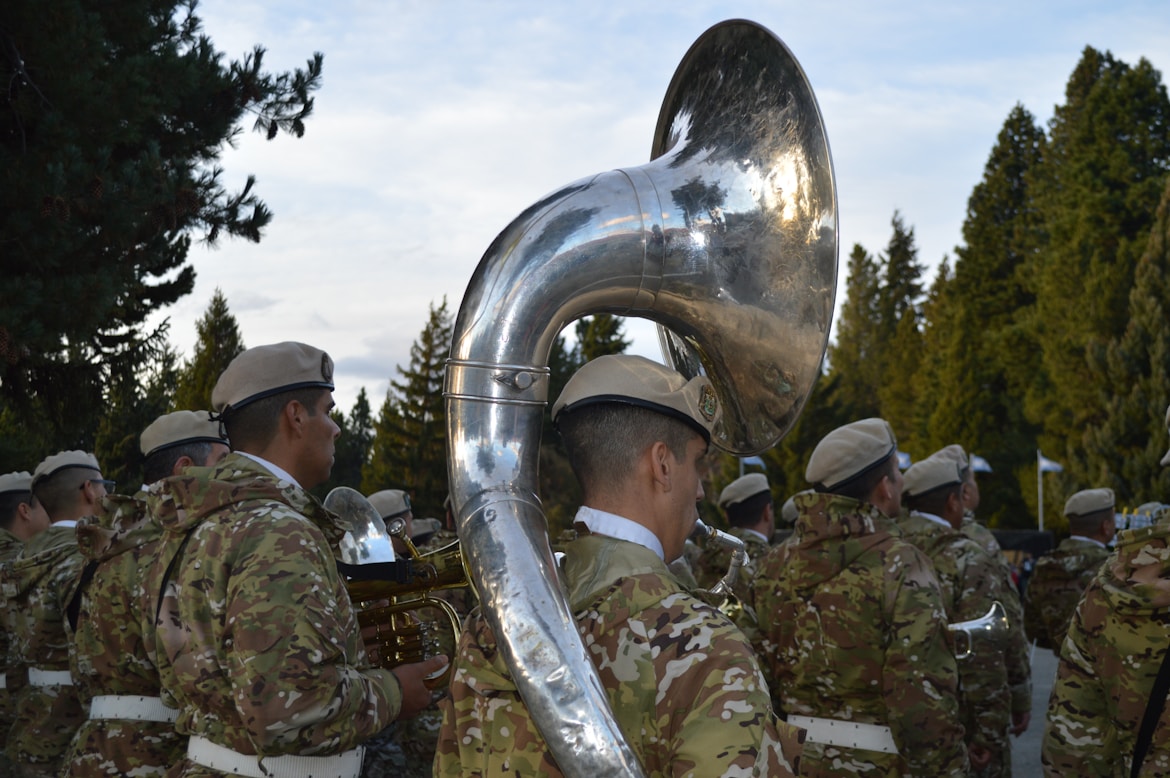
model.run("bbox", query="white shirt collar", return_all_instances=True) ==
[52,520,78,528]
[575,506,665,561]
[236,451,302,490]
[1069,535,1107,549]
[912,510,952,529]
[741,527,771,544]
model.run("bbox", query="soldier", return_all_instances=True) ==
[900,456,1015,773]
[692,472,773,603]
[436,353,802,776]
[0,471,51,757]
[367,488,417,557]
[773,490,804,544]
[62,411,230,777]
[1024,488,1115,653]
[1042,520,1170,774]
[144,342,444,778]
[752,418,969,777]
[1,451,109,777]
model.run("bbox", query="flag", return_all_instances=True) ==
[897,450,912,470]
[741,455,766,468]
[1038,451,1064,473]
[970,454,992,473]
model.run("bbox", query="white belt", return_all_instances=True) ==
[0,675,6,689]
[788,714,898,754]
[187,735,364,778]
[28,668,73,687]
[90,694,179,723]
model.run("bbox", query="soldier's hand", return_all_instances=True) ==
[1009,710,1031,736]
[392,655,450,718]
[968,743,992,770]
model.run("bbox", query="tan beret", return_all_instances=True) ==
[140,411,228,458]
[0,471,34,495]
[718,472,770,510]
[929,444,969,470]
[368,489,412,520]
[903,457,963,498]
[212,342,334,414]
[1064,488,1114,517]
[552,354,720,442]
[805,418,897,490]
[780,490,809,525]
[411,517,442,540]
[32,450,101,488]
[1161,403,1170,467]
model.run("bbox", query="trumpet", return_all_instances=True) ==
[947,601,1009,660]
[326,487,470,688]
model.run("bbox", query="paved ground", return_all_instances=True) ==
[1012,644,1060,776]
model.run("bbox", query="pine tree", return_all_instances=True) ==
[825,243,882,421]
[0,0,322,447]
[173,288,246,412]
[363,299,454,518]
[874,213,925,445]
[575,315,631,362]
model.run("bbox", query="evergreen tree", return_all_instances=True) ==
[0,0,323,447]
[575,315,630,362]
[1084,177,1170,505]
[173,288,245,411]
[316,388,374,498]
[874,213,925,446]
[364,298,453,518]
[825,243,882,420]
[1027,48,1170,479]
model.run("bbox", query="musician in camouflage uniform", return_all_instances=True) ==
[752,418,970,777]
[692,472,772,604]
[0,471,51,764]
[900,456,1016,773]
[143,342,444,778]
[1042,520,1170,775]
[1023,488,1115,652]
[436,354,802,777]
[62,411,230,777]
[931,443,1032,771]
[1,451,109,777]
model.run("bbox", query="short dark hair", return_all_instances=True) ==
[557,403,698,492]
[817,454,898,504]
[143,441,216,485]
[1068,508,1112,536]
[0,491,33,530]
[905,482,962,518]
[34,468,95,519]
[726,490,772,528]
[223,387,328,452]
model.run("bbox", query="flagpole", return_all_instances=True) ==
[1037,449,1043,531]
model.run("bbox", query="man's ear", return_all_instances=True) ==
[649,440,673,492]
[171,455,196,477]
[282,399,307,437]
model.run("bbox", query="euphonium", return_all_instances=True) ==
[445,19,836,777]
[947,601,1010,660]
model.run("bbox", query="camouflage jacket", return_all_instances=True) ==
[1042,524,1170,776]
[1024,536,1111,651]
[961,514,1032,716]
[751,492,969,778]
[435,532,803,777]
[691,525,770,605]
[63,491,184,776]
[143,452,403,770]
[0,527,23,747]
[898,511,1012,753]
[0,522,86,772]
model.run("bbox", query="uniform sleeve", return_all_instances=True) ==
[883,549,970,778]
[954,544,1012,752]
[225,515,402,754]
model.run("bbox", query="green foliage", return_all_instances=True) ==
[0,0,322,448]
[825,243,882,421]
[364,298,453,519]
[172,288,245,412]
[574,314,631,362]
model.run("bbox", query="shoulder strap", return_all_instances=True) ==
[154,528,197,624]
[1132,637,1170,778]
[65,560,100,632]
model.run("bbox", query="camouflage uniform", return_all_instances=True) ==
[0,526,23,749]
[1023,536,1111,651]
[691,525,770,605]
[898,510,1012,765]
[752,491,969,777]
[62,492,184,777]
[143,453,404,776]
[435,531,803,777]
[0,523,86,777]
[1042,523,1170,776]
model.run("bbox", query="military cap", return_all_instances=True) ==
[903,456,963,498]
[805,418,897,491]
[1161,403,1170,467]
[32,450,101,488]
[780,490,810,526]
[411,517,442,540]
[211,341,334,414]
[1064,488,1115,518]
[368,489,412,520]
[929,444,969,470]
[552,354,720,442]
[140,410,228,458]
[0,471,34,495]
[718,472,770,510]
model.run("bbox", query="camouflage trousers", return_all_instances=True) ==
[4,685,85,778]
[360,706,443,778]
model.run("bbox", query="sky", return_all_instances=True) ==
[152,0,1170,413]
